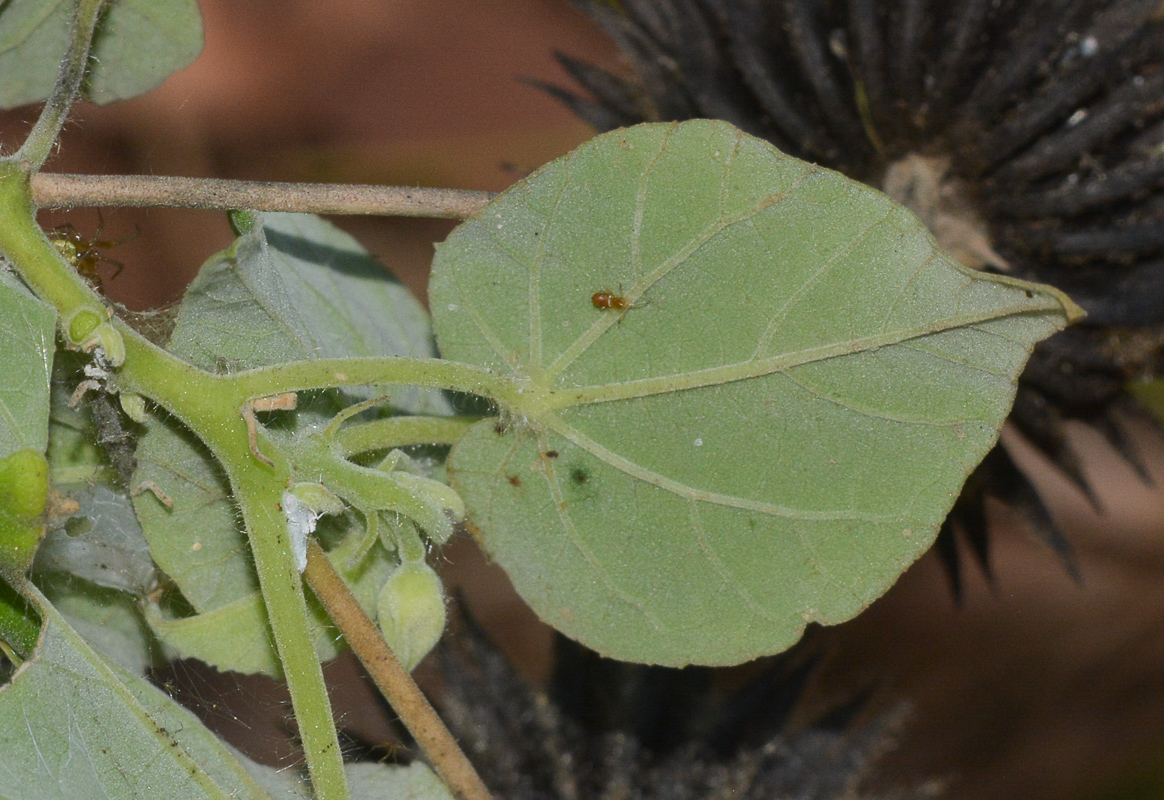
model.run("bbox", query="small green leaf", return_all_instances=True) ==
[430,120,1080,666]
[135,418,256,612]
[142,512,398,678]
[39,574,159,676]
[0,0,204,108]
[0,577,39,659]
[36,484,157,595]
[0,584,281,800]
[0,268,56,456]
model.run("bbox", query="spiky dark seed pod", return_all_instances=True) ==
[437,615,940,800]
[541,0,1164,590]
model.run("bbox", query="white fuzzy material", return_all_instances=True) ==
[282,491,321,573]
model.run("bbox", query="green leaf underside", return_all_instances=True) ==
[0,581,451,800]
[133,213,434,673]
[143,524,397,678]
[39,574,159,676]
[0,269,56,457]
[0,584,277,800]
[431,120,1077,666]
[0,0,203,108]
[37,484,156,595]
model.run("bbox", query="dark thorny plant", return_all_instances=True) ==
[437,617,941,800]
[540,0,1164,593]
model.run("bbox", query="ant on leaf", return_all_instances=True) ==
[49,210,139,292]
[591,284,650,317]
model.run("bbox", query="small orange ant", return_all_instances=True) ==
[591,285,649,313]
[591,290,630,310]
[49,211,138,291]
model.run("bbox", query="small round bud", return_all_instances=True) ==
[67,308,102,344]
[377,561,447,671]
[120,393,147,423]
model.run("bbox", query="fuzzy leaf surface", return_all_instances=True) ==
[0,585,278,800]
[166,211,449,414]
[431,120,1080,666]
[37,484,156,594]
[0,0,203,108]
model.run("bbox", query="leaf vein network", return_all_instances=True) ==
[780,367,993,426]
[686,498,779,625]
[546,300,1055,408]
[542,176,810,380]
[753,205,897,360]
[519,428,663,629]
[544,415,899,522]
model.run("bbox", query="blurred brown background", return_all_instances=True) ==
[10,2,1164,798]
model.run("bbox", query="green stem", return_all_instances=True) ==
[0,162,102,320]
[228,356,517,409]
[219,450,349,800]
[114,331,350,800]
[16,0,107,169]
[336,415,479,457]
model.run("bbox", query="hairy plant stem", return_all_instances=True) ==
[336,415,480,457]
[15,0,106,169]
[30,173,495,219]
[302,540,493,800]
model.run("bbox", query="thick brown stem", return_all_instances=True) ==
[302,540,493,800]
[30,173,494,219]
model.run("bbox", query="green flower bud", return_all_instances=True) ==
[377,561,446,671]
[119,393,147,423]
[288,482,345,516]
[66,308,103,344]
[228,210,256,236]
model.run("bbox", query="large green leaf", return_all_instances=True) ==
[133,212,442,674]
[430,120,1080,666]
[0,584,278,800]
[0,0,203,108]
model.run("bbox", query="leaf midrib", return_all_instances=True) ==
[538,300,1057,410]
